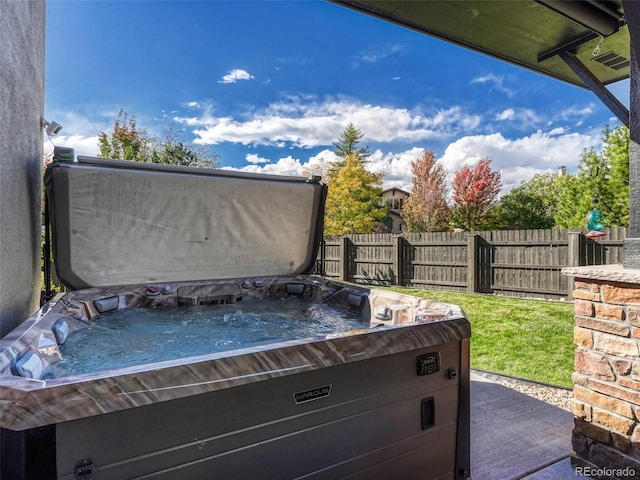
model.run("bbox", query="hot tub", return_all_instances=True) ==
[0,154,471,480]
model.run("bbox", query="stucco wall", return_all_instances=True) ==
[0,0,46,338]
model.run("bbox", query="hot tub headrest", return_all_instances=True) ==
[11,350,44,379]
[52,317,70,345]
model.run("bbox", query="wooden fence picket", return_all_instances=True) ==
[313,227,628,300]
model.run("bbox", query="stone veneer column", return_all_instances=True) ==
[563,265,640,477]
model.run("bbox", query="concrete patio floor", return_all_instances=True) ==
[470,371,588,479]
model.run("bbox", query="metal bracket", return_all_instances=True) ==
[75,458,93,480]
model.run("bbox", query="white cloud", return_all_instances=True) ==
[470,73,515,97]
[495,109,515,121]
[556,103,596,122]
[438,129,602,192]
[494,107,542,128]
[218,69,255,84]
[355,44,403,64]
[367,147,425,191]
[305,149,341,172]
[548,127,566,136]
[227,149,340,179]
[226,156,305,177]
[176,96,481,148]
[45,134,100,158]
[224,147,421,192]
[246,153,269,164]
[48,104,604,198]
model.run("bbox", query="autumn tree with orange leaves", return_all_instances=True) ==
[98,109,151,162]
[450,158,501,231]
[401,151,450,232]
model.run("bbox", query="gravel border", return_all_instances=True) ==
[472,369,572,411]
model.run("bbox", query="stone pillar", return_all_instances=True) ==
[564,265,640,477]
[0,1,46,337]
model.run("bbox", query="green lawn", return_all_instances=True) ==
[385,287,575,388]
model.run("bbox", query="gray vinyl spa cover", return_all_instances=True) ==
[45,156,326,289]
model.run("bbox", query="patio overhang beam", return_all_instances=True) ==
[559,50,629,127]
[535,0,623,37]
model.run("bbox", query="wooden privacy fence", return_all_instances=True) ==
[313,227,628,300]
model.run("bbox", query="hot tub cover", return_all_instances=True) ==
[45,156,326,289]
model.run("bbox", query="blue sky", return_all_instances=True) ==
[44,0,629,193]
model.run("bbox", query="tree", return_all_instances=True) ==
[401,151,450,232]
[601,125,629,226]
[98,109,151,161]
[301,156,333,184]
[554,174,588,228]
[449,158,501,231]
[332,123,371,159]
[324,154,387,235]
[554,125,629,228]
[149,127,219,168]
[98,110,219,168]
[524,172,563,221]
[499,183,555,229]
[499,172,562,229]
[555,148,619,228]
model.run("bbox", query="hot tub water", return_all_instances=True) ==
[44,297,365,379]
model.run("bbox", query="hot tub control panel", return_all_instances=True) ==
[416,352,440,376]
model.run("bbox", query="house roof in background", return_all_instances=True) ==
[382,187,410,196]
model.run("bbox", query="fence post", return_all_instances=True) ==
[567,231,585,299]
[567,231,585,267]
[339,236,349,282]
[467,234,479,293]
[392,235,404,286]
[318,238,325,277]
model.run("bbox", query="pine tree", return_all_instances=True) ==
[332,123,371,159]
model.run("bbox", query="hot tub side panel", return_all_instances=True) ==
[3,340,468,480]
